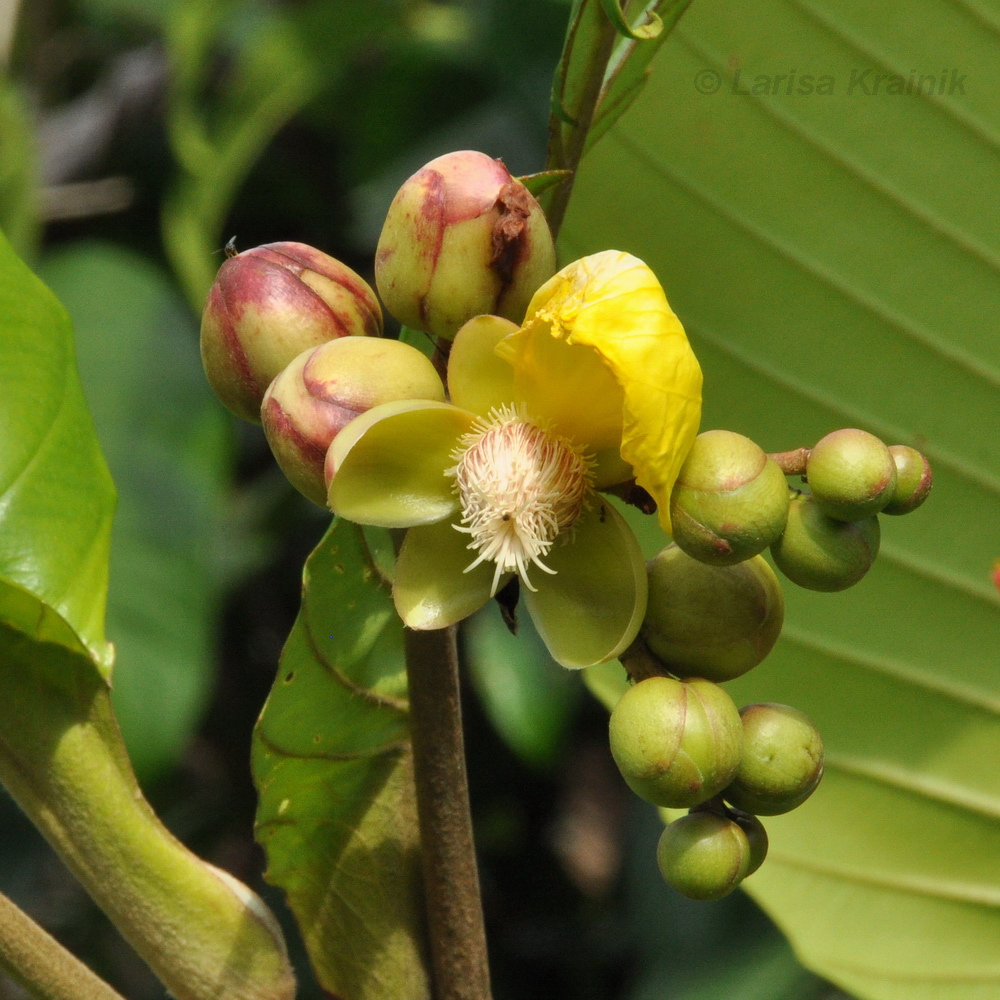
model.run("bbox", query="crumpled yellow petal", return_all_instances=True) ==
[497,250,702,534]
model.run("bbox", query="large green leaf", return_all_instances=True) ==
[0,230,114,670]
[253,519,430,1000]
[41,242,231,782]
[564,2,1000,997]
[463,601,581,768]
[0,82,39,263]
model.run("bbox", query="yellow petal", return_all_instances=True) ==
[497,250,702,533]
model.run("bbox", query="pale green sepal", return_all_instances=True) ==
[525,498,647,669]
[327,400,474,528]
[516,170,573,199]
[394,520,503,630]
[447,315,518,417]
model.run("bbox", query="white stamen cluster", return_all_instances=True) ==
[448,405,592,596]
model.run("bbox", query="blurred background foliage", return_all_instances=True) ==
[0,0,963,997]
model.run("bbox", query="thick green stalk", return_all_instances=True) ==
[542,0,619,238]
[0,625,295,1000]
[0,889,125,1000]
[404,626,492,1000]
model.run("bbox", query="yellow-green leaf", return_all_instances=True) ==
[253,519,430,1000]
[565,3,1000,996]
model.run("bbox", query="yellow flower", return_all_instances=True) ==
[326,251,702,668]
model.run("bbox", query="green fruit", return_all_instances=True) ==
[642,545,784,682]
[656,812,750,900]
[670,430,790,566]
[882,445,933,515]
[806,428,896,521]
[729,809,769,875]
[609,677,743,808]
[771,493,879,592]
[724,703,824,816]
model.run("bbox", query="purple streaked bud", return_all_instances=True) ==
[261,337,444,505]
[201,242,382,422]
[375,151,556,339]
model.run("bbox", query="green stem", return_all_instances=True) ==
[404,626,492,1000]
[0,889,125,1000]
[542,0,619,239]
[0,625,295,1000]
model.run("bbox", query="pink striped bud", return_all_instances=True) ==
[201,242,382,422]
[375,151,556,339]
[261,337,444,506]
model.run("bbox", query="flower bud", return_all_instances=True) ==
[656,812,750,900]
[261,337,444,505]
[882,445,933,515]
[806,428,896,521]
[770,493,879,592]
[724,703,824,816]
[609,676,743,808]
[670,430,790,565]
[201,242,382,422]
[641,545,784,682]
[375,151,556,339]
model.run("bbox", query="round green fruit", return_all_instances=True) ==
[729,809,769,876]
[670,430,790,566]
[642,545,784,682]
[724,703,824,816]
[806,428,896,522]
[656,812,750,900]
[770,493,879,592]
[609,677,743,809]
[882,445,933,515]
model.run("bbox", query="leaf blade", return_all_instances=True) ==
[564,2,1000,995]
[253,520,430,1000]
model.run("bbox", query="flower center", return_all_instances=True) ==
[449,405,592,596]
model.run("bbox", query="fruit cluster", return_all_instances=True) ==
[670,427,932,592]
[609,427,931,900]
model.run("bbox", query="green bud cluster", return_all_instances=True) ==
[617,424,929,898]
[197,152,556,506]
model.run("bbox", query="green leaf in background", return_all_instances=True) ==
[253,519,430,1000]
[0,229,114,670]
[41,242,230,782]
[0,82,39,263]
[163,1,320,309]
[463,601,581,768]
[564,2,1000,997]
